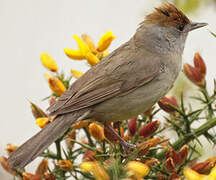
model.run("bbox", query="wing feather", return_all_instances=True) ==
[48,39,161,116]
[52,81,123,114]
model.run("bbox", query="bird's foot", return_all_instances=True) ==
[104,122,136,154]
[121,141,136,154]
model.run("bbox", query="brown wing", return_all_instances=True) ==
[48,39,161,116]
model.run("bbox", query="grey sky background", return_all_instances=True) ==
[0,0,216,179]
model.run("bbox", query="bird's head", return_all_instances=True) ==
[135,3,208,54]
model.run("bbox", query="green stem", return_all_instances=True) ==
[83,127,94,147]
[156,117,216,159]
[152,166,169,176]
[72,139,102,154]
[102,141,106,154]
[184,115,191,133]
[55,139,62,159]
[208,104,213,118]
[40,151,58,159]
[202,88,214,118]
[206,95,214,119]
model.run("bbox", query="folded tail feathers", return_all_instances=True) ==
[7,111,90,169]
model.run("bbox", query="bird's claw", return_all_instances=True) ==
[122,142,136,154]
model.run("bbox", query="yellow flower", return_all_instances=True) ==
[65,32,115,66]
[82,34,97,54]
[79,162,110,180]
[65,129,76,149]
[5,144,18,155]
[45,73,66,95]
[86,52,100,66]
[96,50,109,60]
[72,121,89,129]
[89,123,105,141]
[71,69,83,79]
[0,156,17,175]
[64,49,85,60]
[80,161,94,171]
[127,161,150,178]
[208,165,216,180]
[22,172,41,180]
[97,30,116,52]
[65,35,100,66]
[58,160,73,171]
[73,35,90,55]
[184,165,216,180]
[40,53,58,72]
[184,168,206,180]
[102,49,109,57]
[36,117,49,128]
[73,35,100,66]
[65,32,114,66]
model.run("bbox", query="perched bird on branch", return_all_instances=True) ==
[8,3,207,169]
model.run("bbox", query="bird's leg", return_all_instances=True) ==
[104,122,135,153]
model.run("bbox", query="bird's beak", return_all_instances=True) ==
[189,22,208,32]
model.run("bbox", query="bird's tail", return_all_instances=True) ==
[7,111,90,169]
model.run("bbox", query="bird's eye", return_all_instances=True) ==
[178,24,185,31]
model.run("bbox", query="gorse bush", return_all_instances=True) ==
[1,31,216,180]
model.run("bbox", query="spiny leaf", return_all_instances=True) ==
[210,31,216,38]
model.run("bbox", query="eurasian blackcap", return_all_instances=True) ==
[8,3,207,169]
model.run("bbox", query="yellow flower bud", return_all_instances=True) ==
[64,49,85,60]
[5,144,18,155]
[79,162,110,180]
[40,53,58,72]
[45,73,66,95]
[72,121,89,129]
[0,156,17,175]
[97,30,116,52]
[82,34,97,54]
[73,35,90,55]
[183,168,207,180]
[80,161,94,171]
[36,117,49,128]
[58,160,73,171]
[22,172,41,180]
[96,50,109,60]
[184,164,216,180]
[127,161,150,178]
[89,123,105,141]
[209,165,216,180]
[71,69,83,79]
[86,52,100,66]
[65,129,76,150]
[102,49,109,57]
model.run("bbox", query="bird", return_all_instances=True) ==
[8,3,207,169]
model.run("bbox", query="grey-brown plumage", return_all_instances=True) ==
[48,40,160,117]
[8,112,89,169]
[8,3,207,169]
